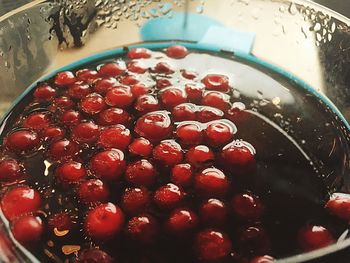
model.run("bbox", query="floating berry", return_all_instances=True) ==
[172,103,196,122]
[181,70,197,80]
[94,77,117,94]
[128,137,153,157]
[121,187,150,216]
[199,199,228,226]
[105,86,134,108]
[153,140,183,167]
[0,159,23,182]
[60,110,82,127]
[237,225,271,255]
[156,78,172,89]
[99,63,125,77]
[127,61,147,74]
[205,121,236,147]
[197,106,224,123]
[126,214,159,244]
[127,48,152,59]
[96,107,131,126]
[77,248,113,263]
[78,179,109,204]
[42,126,65,141]
[48,139,79,161]
[325,196,350,221]
[33,85,56,101]
[297,225,335,252]
[72,122,100,144]
[121,75,139,86]
[153,183,185,209]
[160,87,187,108]
[97,125,131,150]
[231,192,264,221]
[134,95,160,114]
[165,45,188,59]
[153,62,174,74]
[23,112,51,131]
[76,69,99,82]
[68,82,91,99]
[131,84,150,97]
[165,208,198,235]
[202,74,230,92]
[171,163,193,187]
[194,168,230,198]
[5,129,40,154]
[54,96,75,110]
[12,215,43,246]
[186,145,215,167]
[80,93,106,114]
[176,123,203,146]
[185,84,203,102]
[54,71,77,86]
[55,161,86,184]
[48,212,73,233]
[125,159,157,187]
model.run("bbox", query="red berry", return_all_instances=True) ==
[68,82,91,99]
[105,86,134,108]
[325,196,350,221]
[156,78,172,89]
[12,215,43,246]
[160,87,187,108]
[195,229,232,262]
[194,168,229,198]
[128,137,153,157]
[48,212,73,232]
[127,48,152,59]
[186,145,215,167]
[171,163,193,187]
[80,93,106,114]
[172,103,196,122]
[98,125,131,150]
[125,159,157,187]
[99,63,125,77]
[231,192,264,221]
[202,74,230,92]
[121,75,139,86]
[0,159,23,182]
[23,112,51,131]
[48,139,79,161]
[153,140,183,166]
[154,183,185,209]
[199,199,228,226]
[5,129,40,154]
[176,123,203,146]
[250,255,275,263]
[76,69,99,82]
[153,62,174,74]
[78,179,109,204]
[60,110,82,126]
[131,84,150,97]
[77,248,113,263]
[42,126,65,141]
[84,203,124,240]
[225,102,249,124]
[197,106,224,122]
[121,187,150,216]
[237,225,271,255]
[202,91,231,111]
[135,111,173,142]
[297,225,335,252]
[94,77,117,94]
[90,149,126,181]
[72,122,100,144]
[134,95,160,113]
[185,84,203,101]
[128,61,147,74]
[165,208,198,235]
[54,71,77,86]
[1,186,42,220]
[33,85,56,101]
[97,107,131,126]
[165,45,188,59]
[126,214,159,244]
[53,96,75,110]
[205,120,236,147]
[55,161,86,184]
[181,70,197,80]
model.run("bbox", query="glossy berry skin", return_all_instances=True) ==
[225,102,249,124]
[202,91,231,111]
[99,63,125,77]
[325,197,350,221]
[97,125,131,150]
[97,107,131,126]
[172,103,196,122]
[33,85,56,101]
[126,214,159,244]
[55,161,86,184]
[237,225,271,255]
[120,75,139,86]
[153,140,183,167]
[165,45,188,59]
[42,126,65,141]
[72,122,100,144]
[1,186,42,220]
[127,48,152,59]
[84,203,124,240]
[171,163,193,187]
[205,121,236,147]
[195,229,232,262]
[231,192,264,221]
[5,129,40,154]
[0,159,22,182]
[186,145,215,167]
[250,255,275,263]
[160,87,187,108]
[131,84,149,97]
[153,62,174,74]
[121,187,150,216]
[78,179,109,204]
[127,61,147,74]
[202,74,230,93]
[12,215,43,246]
[47,212,73,232]
[125,159,157,187]
[48,139,79,161]
[94,78,117,94]
[297,225,335,252]
[134,95,160,114]
[80,93,106,115]
[60,110,82,126]
[194,168,230,198]
[23,112,51,130]
[68,82,91,99]
[54,71,77,86]
[53,96,75,110]
[165,208,198,235]
[197,108,223,124]
[76,69,99,82]
[185,84,203,102]
[77,248,113,263]
[90,149,126,181]
[105,86,134,108]
[199,199,228,226]
[154,183,185,210]
[128,137,153,157]
[156,78,172,89]
[176,123,203,146]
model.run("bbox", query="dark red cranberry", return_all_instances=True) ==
[60,110,82,126]
[1,186,42,220]
[172,103,196,121]
[221,140,256,174]
[160,87,187,108]
[76,69,99,82]
[225,102,249,124]
[325,196,350,221]
[90,149,126,181]
[185,84,203,101]
[135,111,173,142]
[153,62,174,74]
[78,179,109,204]
[205,121,236,147]
[42,126,65,141]
[153,183,185,209]
[126,214,159,244]
[105,86,134,108]
[153,140,183,166]
[197,106,224,122]
[48,139,79,161]
[12,215,43,246]
[202,91,231,111]
[5,129,40,154]
[165,45,188,59]
[80,93,106,114]
[121,75,139,86]
[129,137,153,157]
[99,63,125,77]
[195,229,232,262]
[202,74,230,92]
[199,199,228,226]
[48,212,73,233]
[121,187,150,216]
[54,71,77,86]
[23,112,51,131]
[68,82,91,99]
[165,208,198,235]
[156,78,172,89]
[55,161,86,184]
[72,122,100,144]
[77,248,113,263]
[250,255,275,263]
[131,84,150,97]
[98,125,131,150]
[231,192,264,221]
[94,77,117,94]
[0,159,22,182]
[297,225,335,252]
[125,159,157,187]
[186,145,215,167]
[176,123,203,146]
[97,107,131,126]
[181,70,197,80]
[194,168,229,198]
[54,96,75,110]
[134,95,160,113]
[171,163,193,187]
[84,203,124,240]
[237,225,271,255]
[128,61,147,74]
[33,85,56,101]
[127,48,152,59]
